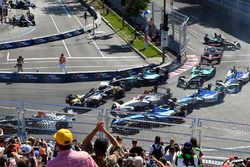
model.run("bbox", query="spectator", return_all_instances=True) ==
[190,137,203,166]
[0,146,7,167]
[175,142,199,167]
[72,139,81,151]
[151,156,171,167]
[165,138,175,154]
[164,146,177,164]
[15,56,24,72]
[148,136,164,160]
[16,157,30,167]
[59,53,66,72]
[129,139,144,157]
[12,15,16,27]
[46,129,97,167]
[82,121,124,166]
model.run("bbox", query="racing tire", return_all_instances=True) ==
[56,121,69,129]
[196,80,204,89]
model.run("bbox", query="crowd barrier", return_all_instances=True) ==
[0,2,102,51]
[0,59,181,83]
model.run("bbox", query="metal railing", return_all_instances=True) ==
[0,100,249,158]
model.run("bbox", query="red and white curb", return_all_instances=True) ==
[169,55,199,78]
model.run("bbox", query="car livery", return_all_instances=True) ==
[177,65,216,89]
[200,46,223,65]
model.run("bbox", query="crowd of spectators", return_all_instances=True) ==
[0,124,249,167]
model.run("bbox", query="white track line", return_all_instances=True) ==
[50,15,72,58]
[6,56,140,61]
[7,52,9,61]
[73,14,105,58]
[58,0,71,18]
[187,45,197,53]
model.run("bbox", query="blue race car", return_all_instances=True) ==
[177,65,216,89]
[216,67,249,94]
[110,105,190,135]
[177,84,225,107]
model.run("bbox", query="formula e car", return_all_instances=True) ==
[110,103,192,135]
[110,88,172,117]
[215,67,249,94]
[177,65,216,89]
[177,84,225,107]
[0,112,74,134]
[12,0,36,9]
[66,85,125,108]
[203,34,241,50]
[200,46,223,65]
[15,13,35,27]
[109,67,168,90]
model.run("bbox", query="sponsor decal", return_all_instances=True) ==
[0,74,11,80]
[43,74,61,80]
[20,74,38,80]
[71,74,89,80]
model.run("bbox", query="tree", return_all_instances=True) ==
[124,0,150,40]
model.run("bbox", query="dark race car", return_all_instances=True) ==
[203,34,241,50]
[66,85,125,109]
[109,67,169,90]
[177,65,216,89]
[200,46,223,65]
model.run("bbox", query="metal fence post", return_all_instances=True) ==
[17,100,27,141]
[191,117,199,139]
[198,118,202,147]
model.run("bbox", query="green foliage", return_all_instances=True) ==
[125,0,150,17]
[102,9,162,58]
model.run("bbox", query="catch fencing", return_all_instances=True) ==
[152,2,189,58]
[0,100,249,159]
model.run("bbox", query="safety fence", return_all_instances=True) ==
[152,2,189,58]
[0,100,249,159]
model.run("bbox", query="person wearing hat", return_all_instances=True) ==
[175,142,199,167]
[18,144,38,167]
[46,128,97,167]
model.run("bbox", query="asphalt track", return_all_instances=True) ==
[0,0,147,72]
[0,0,250,157]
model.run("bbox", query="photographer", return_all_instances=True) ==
[15,56,24,72]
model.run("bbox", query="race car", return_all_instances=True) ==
[11,0,36,9]
[200,46,223,65]
[203,34,241,50]
[110,103,192,135]
[215,67,249,94]
[177,65,216,89]
[110,88,172,117]
[177,84,226,107]
[109,67,168,90]
[15,13,35,27]
[140,67,169,85]
[226,67,250,84]
[0,112,74,134]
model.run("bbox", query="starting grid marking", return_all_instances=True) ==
[169,55,199,78]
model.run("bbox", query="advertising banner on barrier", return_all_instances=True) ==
[62,28,85,39]
[32,37,50,45]
[68,71,116,82]
[0,73,14,82]
[0,42,16,50]
[15,40,33,48]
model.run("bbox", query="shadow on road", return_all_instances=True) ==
[173,1,250,43]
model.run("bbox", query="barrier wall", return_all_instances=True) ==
[0,59,181,83]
